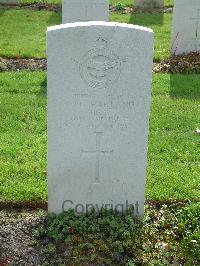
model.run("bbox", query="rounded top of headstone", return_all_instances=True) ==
[47,21,154,35]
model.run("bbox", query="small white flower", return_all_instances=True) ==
[195,128,200,134]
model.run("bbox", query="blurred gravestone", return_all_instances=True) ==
[62,0,109,23]
[172,0,200,55]
[134,0,164,8]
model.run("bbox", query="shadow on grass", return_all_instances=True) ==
[129,11,164,26]
[170,74,200,99]
[38,75,47,96]
[47,9,61,26]
[0,8,6,17]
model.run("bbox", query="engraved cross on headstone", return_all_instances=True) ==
[190,9,200,51]
[82,132,114,183]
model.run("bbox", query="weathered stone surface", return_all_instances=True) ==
[172,0,200,55]
[62,0,109,23]
[134,0,164,8]
[47,22,154,216]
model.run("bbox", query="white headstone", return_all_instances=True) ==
[134,0,164,8]
[47,22,154,216]
[62,0,109,23]
[172,0,200,55]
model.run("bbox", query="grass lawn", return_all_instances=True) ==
[0,71,47,201]
[148,74,200,200]
[0,9,172,60]
[0,71,199,202]
[0,9,60,58]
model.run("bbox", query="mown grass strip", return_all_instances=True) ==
[0,71,199,202]
[0,9,172,60]
[0,9,60,58]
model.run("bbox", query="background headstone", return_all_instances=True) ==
[47,22,154,216]
[171,0,200,55]
[62,0,109,23]
[134,0,164,8]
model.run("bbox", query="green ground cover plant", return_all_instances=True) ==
[0,72,199,202]
[0,9,172,60]
[35,202,200,265]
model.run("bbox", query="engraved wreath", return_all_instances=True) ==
[79,37,122,89]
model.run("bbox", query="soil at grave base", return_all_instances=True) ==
[0,3,61,12]
[110,6,173,14]
[0,57,47,72]
[154,52,200,74]
[0,2,173,14]
[0,200,48,211]
[1,52,200,73]
[0,209,47,265]
[0,200,195,266]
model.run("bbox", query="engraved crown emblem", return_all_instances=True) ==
[95,37,107,50]
[79,37,122,89]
